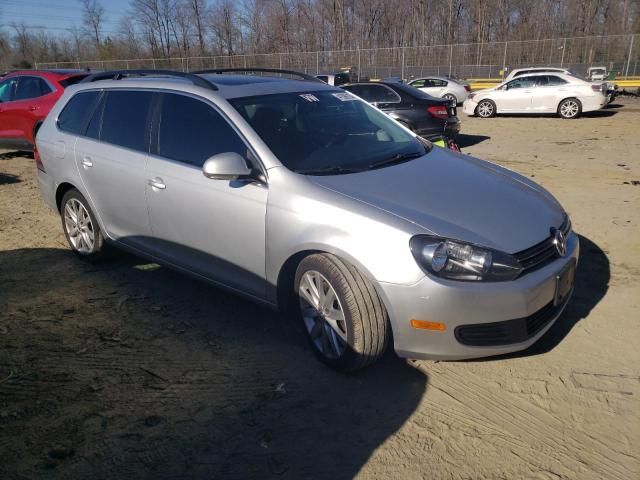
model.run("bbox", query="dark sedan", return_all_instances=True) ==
[341,81,460,140]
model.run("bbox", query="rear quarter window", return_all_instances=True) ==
[57,91,101,135]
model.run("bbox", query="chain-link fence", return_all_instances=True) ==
[35,34,639,80]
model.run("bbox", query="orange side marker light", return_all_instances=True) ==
[410,319,447,331]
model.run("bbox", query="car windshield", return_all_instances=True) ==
[230,90,430,175]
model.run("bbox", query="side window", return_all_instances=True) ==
[0,78,17,102]
[100,90,154,152]
[358,85,400,103]
[15,77,53,101]
[430,79,447,87]
[507,78,536,89]
[57,91,101,135]
[410,79,425,88]
[157,93,248,168]
[316,75,329,83]
[536,76,549,87]
[334,73,350,86]
[547,75,568,86]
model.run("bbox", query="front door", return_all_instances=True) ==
[496,77,537,112]
[74,89,155,250]
[145,92,268,299]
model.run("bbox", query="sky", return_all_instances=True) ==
[0,0,130,36]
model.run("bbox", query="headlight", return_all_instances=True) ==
[410,235,523,281]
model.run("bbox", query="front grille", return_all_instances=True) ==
[514,217,571,274]
[455,298,567,347]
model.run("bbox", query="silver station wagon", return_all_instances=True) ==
[36,68,579,371]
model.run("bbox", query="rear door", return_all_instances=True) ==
[74,89,155,249]
[530,75,567,111]
[10,76,57,143]
[145,92,268,298]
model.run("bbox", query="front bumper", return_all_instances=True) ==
[462,99,478,116]
[378,232,579,360]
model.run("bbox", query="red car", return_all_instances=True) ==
[0,70,89,151]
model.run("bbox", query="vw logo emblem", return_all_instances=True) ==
[552,228,567,257]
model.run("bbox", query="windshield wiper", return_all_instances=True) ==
[368,151,425,170]
[296,165,362,175]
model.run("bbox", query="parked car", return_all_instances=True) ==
[504,66,616,103]
[0,69,89,150]
[407,76,471,104]
[463,72,607,119]
[37,68,577,371]
[587,66,607,81]
[341,81,460,140]
[504,67,571,81]
[315,72,350,86]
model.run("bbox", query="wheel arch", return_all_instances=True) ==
[275,246,388,314]
[55,182,77,212]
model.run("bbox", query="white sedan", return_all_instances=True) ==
[463,73,607,119]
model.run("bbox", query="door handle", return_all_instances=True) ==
[148,177,166,190]
[81,157,93,168]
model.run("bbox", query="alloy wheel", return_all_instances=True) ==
[298,270,347,359]
[560,100,579,118]
[64,198,95,254]
[477,101,494,117]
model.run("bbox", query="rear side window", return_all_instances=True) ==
[57,91,101,135]
[157,93,247,167]
[100,90,154,152]
[346,84,400,103]
[15,77,53,100]
[546,75,568,86]
[316,75,329,83]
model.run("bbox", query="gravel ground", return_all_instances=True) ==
[1,98,639,479]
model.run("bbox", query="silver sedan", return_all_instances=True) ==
[408,76,471,104]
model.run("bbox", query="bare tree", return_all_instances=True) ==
[80,0,106,53]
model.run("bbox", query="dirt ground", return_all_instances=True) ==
[1,98,639,480]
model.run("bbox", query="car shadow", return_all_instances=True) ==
[470,234,609,362]
[456,133,490,148]
[581,110,619,118]
[0,246,428,479]
[0,172,21,185]
[0,150,32,160]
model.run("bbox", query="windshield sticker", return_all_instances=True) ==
[299,94,320,102]
[332,92,357,102]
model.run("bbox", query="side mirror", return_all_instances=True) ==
[202,152,252,181]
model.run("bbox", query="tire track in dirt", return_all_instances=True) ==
[417,364,638,479]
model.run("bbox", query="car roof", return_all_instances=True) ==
[3,69,89,80]
[508,72,578,82]
[70,73,341,99]
[511,67,567,72]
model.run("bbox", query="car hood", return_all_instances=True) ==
[309,148,565,253]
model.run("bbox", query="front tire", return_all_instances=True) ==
[558,98,582,119]
[60,189,107,261]
[476,99,496,118]
[294,254,389,371]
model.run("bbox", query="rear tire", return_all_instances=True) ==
[60,189,108,261]
[294,254,389,371]
[476,99,496,118]
[443,93,458,104]
[558,98,582,119]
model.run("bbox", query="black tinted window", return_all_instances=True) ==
[158,93,247,167]
[15,77,52,100]
[57,91,101,135]
[85,95,104,139]
[101,90,153,151]
[350,85,399,103]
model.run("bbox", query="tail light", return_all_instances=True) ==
[427,105,449,119]
[591,84,605,93]
[464,85,471,92]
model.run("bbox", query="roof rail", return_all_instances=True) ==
[192,68,324,83]
[80,69,217,90]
